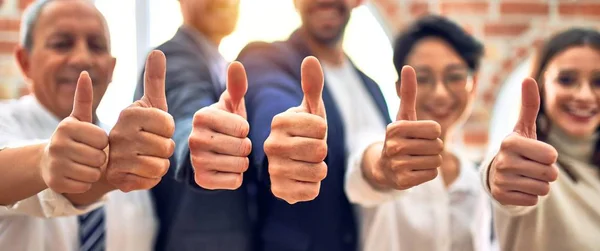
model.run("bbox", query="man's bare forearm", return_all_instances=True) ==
[0,144,47,205]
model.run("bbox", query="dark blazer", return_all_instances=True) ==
[237,30,392,251]
[134,27,253,251]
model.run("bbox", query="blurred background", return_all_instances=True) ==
[1,0,599,162]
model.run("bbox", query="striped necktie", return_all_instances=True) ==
[78,207,106,251]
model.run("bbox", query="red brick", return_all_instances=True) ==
[0,19,21,32]
[385,4,399,17]
[515,47,529,59]
[19,0,34,10]
[558,3,600,18]
[440,2,489,15]
[0,41,17,53]
[409,2,429,16]
[482,91,495,105]
[484,23,530,37]
[500,2,549,15]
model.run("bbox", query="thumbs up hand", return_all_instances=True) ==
[41,71,109,194]
[265,56,328,204]
[106,50,176,192]
[489,78,559,206]
[189,61,251,190]
[367,66,443,190]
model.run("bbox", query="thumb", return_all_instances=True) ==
[514,78,540,139]
[222,61,248,117]
[142,50,168,111]
[70,71,94,123]
[396,65,418,121]
[300,56,325,117]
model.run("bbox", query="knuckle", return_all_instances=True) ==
[239,138,252,157]
[270,114,287,131]
[315,120,327,139]
[157,159,170,178]
[493,173,510,187]
[89,169,102,182]
[296,185,319,202]
[190,152,209,171]
[236,157,250,173]
[92,151,108,167]
[264,137,282,156]
[268,162,284,177]
[490,187,506,203]
[313,141,328,162]
[314,162,328,181]
[539,183,551,196]
[432,155,443,167]
[232,121,249,138]
[192,109,210,128]
[501,136,518,151]
[434,139,444,153]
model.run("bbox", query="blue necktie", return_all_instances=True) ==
[78,207,106,251]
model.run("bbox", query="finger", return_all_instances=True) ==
[397,65,418,121]
[194,169,243,190]
[64,163,102,183]
[222,61,248,117]
[497,154,559,182]
[108,172,161,192]
[55,178,93,194]
[70,71,94,123]
[389,168,438,189]
[123,108,175,138]
[134,132,175,159]
[495,173,551,196]
[299,56,325,117]
[391,155,442,171]
[384,138,444,156]
[492,189,539,206]
[271,112,327,139]
[113,155,170,179]
[189,129,252,156]
[63,119,109,150]
[514,78,540,139]
[386,120,441,140]
[65,142,108,167]
[265,137,328,163]
[501,135,558,165]
[270,177,320,204]
[190,151,249,174]
[270,161,327,183]
[142,50,168,111]
[194,107,250,138]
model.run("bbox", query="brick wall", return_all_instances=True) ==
[371,0,600,159]
[0,0,31,99]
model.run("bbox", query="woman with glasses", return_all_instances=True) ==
[482,28,600,251]
[345,15,495,251]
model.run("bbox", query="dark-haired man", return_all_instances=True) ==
[345,15,495,251]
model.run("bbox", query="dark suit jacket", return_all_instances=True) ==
[134,27,253,251]
[237,30,392,251]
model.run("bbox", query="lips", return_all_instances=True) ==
[563,104,599,121]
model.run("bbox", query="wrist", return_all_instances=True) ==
[361,142,391,191]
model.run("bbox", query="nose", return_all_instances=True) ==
[574,81,596,102]
[68,40,93,70]
[432,79,452,99]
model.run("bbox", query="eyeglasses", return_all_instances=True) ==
[415,71,474,93]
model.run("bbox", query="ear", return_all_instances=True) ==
[14,46,32,81]
[107,56,117,84]
[469,73,479,95]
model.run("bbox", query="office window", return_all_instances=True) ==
[95,0,138,126]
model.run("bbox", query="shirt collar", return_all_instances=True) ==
[179,25,228,87]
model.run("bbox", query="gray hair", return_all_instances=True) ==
[19,0,110,52]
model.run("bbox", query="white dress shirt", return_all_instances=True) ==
[339,94,495,250]
[0,95,157,251]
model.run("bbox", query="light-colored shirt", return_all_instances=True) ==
[346,130,495,251]
[480,125,600,251]
[180,25,228,88]
[0,95,157,251]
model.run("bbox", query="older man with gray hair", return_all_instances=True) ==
[0,0,175,250]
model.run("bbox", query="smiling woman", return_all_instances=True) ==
[94,0,396,126]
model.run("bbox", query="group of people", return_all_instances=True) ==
[0,0,598,251]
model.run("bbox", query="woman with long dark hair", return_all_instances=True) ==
[482,28,600,250]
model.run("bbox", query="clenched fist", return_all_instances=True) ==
[489,78,559,206]
[106,50,175,192]
[265,56,328,204]
[364,66,443,190]
[41,71,108,194]
[189,62,251,190]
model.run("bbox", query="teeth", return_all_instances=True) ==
[565,106,597,117]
